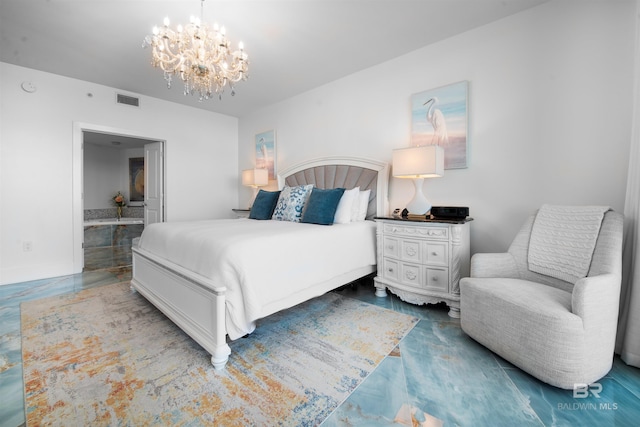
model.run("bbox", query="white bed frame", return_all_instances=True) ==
[131,156,389,370]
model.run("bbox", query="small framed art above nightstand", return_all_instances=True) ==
[373,216,472,318]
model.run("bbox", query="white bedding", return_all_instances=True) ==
[138,218,377,339]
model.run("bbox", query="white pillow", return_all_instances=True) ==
[333,187,360,224]
[356,189,371,221]
[351,189,371,222]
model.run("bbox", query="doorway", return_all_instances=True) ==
[72,123,165,273]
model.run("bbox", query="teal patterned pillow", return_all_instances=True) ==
[271,184,314,222]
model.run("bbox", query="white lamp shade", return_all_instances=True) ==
[242,168,269,187]
[392,145,444,178]
[392,145,444,215]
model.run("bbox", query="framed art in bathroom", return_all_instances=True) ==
[255,130,276,180]
[129,157,144,206]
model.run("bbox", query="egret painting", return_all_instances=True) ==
[255,130,276,180]
[411,81,468,169]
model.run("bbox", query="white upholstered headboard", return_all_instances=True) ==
[277,156,390,219]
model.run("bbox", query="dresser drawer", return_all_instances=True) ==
[382,237,400,258]
[400,239,421,263]
[399,262,422,287]
[383,223,449,240]
[382,258,400,282]
[424,267,449,292]
[425,242,448,265]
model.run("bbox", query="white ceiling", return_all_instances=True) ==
[1,0,548,118]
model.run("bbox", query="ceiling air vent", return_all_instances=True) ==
[116,93,140,107]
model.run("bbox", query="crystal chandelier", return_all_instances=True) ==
[143,0,249,101]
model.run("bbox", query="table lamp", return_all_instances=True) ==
[392,145,444,215]
[242,168,269,208]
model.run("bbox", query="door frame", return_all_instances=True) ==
[72,122,166,273]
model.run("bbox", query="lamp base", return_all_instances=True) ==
[405,178,432,215]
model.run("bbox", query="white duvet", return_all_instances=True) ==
[137,218,377,339]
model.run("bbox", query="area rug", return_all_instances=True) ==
[21,282,418,426]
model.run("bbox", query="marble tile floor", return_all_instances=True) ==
[1,272,639,426]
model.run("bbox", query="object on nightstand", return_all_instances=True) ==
[232,208,251,219]
[392,145,444,215]
[401,208,428,220]
[242,168,269,208]
[431,206,469,221]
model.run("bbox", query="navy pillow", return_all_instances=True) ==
[249,190,281,220]
[301,188,346,225]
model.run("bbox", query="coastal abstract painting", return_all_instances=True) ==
[255,130,276,180]
[411,81,468,169]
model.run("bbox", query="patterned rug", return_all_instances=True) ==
[21,282,418,426]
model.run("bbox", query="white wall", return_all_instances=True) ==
[238,0,636,255]
[0,63,239,285]
[84,144,145,210]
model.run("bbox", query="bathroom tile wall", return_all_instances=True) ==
[84,207,144,221]
[84,223,144,270]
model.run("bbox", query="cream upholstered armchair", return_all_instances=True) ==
[459,207,623,389]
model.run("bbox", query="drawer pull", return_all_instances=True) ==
[387,245,395,251]
[432,276,438,282]
[432,251,438,256]
[388,267,394,273]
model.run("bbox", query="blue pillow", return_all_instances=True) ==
[249,190,281,220]
[301,188,346,225]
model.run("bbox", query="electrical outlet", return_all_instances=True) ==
[23,241,33,252]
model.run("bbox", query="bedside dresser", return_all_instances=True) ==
[232,208,251,219]
[373,216,472,318]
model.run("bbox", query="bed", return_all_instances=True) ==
[131,156,389,370]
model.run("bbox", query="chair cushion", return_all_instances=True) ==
[460,277,585,389]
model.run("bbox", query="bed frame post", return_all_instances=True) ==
[374,221,388,297]
[211,294,231,369]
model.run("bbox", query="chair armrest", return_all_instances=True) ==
[571,273,621,322]
[470,253,519,278]
[572,273,621,360]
